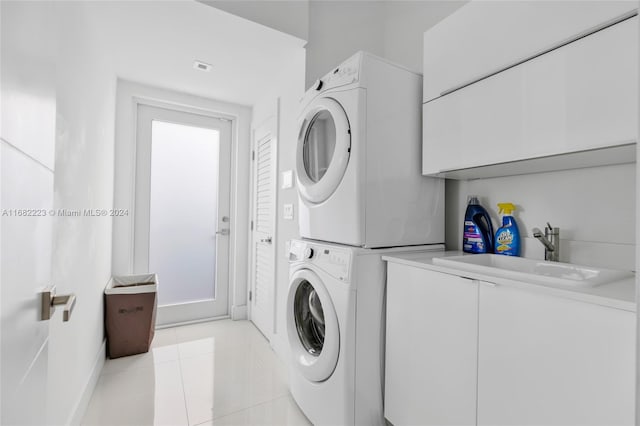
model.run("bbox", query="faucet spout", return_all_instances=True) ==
[532,224,560,262]
[532,228,555,251]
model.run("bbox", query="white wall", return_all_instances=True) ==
[304,0,467,86]
[112,81,252,321]
[40,2,116,425]
[251,48,306,360]
[636,0,640,418]
[198,0,309,40]
[381,0,469,73]
[305,1,385,86]
[446,164,636,271]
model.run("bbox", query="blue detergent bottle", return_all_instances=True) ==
[462,196,494,254]
[494,203,521,256]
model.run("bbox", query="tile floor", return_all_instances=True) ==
[82,320,311,426]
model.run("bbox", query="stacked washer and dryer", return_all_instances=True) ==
[286,51,444,425]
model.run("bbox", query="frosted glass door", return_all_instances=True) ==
[149,121,219,305]
[135,104,232,324]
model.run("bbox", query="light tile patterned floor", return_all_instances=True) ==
[82,320,311,426]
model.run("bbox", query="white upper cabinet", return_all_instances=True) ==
[423,1,637,103]
[422,9,638,177]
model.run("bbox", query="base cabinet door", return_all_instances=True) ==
[477,282,635,426]
[385,264,478,426]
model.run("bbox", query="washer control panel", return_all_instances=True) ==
[303,247,315,259]
[289,240,352,282]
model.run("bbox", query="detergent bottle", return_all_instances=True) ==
[494,202,521,256]
[462,196,494,254]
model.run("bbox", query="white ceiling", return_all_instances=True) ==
[85,0,306,106]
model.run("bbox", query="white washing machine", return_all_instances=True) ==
[296,51,444,248]
[286,239,444,425]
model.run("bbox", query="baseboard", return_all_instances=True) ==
[68,339,106,425]
[231,304,247,320]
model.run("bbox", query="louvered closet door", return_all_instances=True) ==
[250,117,277,339]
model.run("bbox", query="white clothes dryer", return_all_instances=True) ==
[286,239,444,425]
[296,51,444,248]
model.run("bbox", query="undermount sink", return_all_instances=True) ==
[432,254,633,288]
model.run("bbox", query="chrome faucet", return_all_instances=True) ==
[532,223,560,262]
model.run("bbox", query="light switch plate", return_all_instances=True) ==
[283,203,294,220]
[281,170,294,189]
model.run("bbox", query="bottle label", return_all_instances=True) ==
[496,229,513,253]
[463,221,485,252]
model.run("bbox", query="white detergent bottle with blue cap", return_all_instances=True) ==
[494,203,521,256]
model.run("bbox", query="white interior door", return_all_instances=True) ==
[134,104,232,326]
[249,117,277,338]
[1,2,56,422]
[1,142,54,425]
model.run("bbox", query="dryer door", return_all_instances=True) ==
[287,268,340,382]
[296,97,351,204]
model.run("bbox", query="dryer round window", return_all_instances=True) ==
[303,110,336,183]
[287,269,340,382]
[296,97,350,204]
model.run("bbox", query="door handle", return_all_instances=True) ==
[40,286,76,322]
[260,237,273,244]
[216,229,230,236]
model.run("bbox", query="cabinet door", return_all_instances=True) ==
[384,264,478,426]
[423,15,638,176]
[423,1,636,103]
[477,282,635,426]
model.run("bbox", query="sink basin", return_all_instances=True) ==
[432,254,633,288]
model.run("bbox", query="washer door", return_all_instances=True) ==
[287,269,340,382]
[296,97,351,204]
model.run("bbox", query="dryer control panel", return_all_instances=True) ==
[299,52,362,111]
[308,53,361,95]
[321,58,359,91]
[289,240,352,282]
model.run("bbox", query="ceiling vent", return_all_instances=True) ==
[193,60,212,72]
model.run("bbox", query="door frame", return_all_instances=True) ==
[112,80,253,327]
[134,103,232,325]
[248,103,279,341]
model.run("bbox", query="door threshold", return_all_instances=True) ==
[155,314,231,330]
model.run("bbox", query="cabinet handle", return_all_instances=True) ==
[480,281,497,288]
[438,9,638,98]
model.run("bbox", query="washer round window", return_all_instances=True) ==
[293,280,325,356]
[303,111,336,183]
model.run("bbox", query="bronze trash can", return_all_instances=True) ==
[105,274,158,358]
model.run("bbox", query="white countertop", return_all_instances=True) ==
[383,251,636,312]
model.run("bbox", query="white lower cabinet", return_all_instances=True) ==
[384,263,635,426]
[384,263,478,426]
[477,282,635,426]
